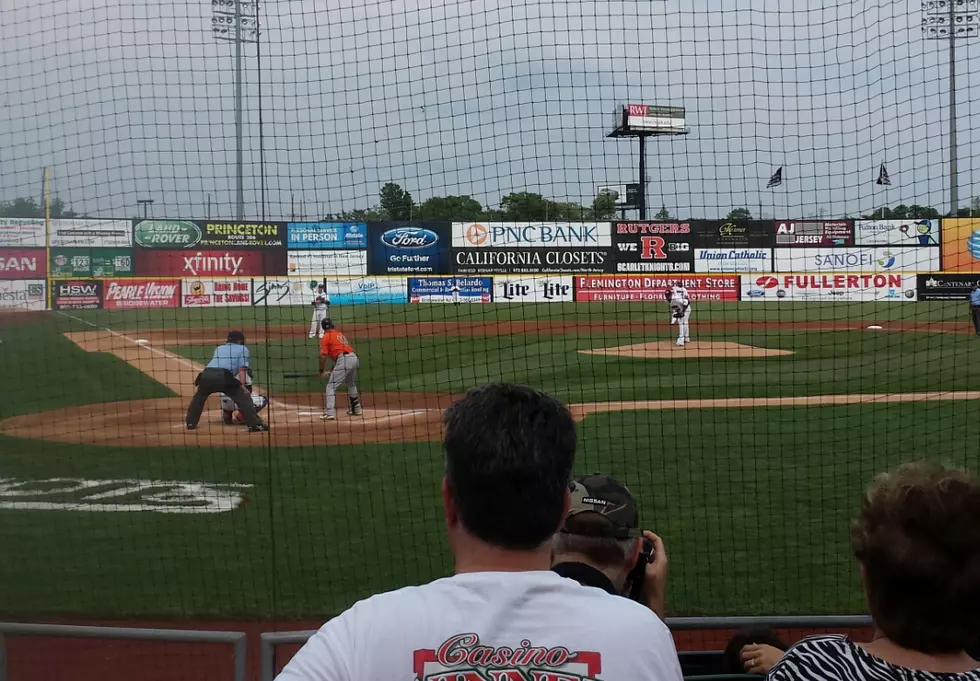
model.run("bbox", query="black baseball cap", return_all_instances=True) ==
[561,474,641,540]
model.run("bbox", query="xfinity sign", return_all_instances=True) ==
[452,222,611,248]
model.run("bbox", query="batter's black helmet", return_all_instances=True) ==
[321,318,335,331]
[227,330,246,344]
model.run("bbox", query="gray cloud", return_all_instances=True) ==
[1,0,977,220]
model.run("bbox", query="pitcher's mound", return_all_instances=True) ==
[580,341,794,358]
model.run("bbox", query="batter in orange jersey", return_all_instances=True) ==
[317,319,362,421]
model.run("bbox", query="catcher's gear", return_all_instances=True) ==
[321,318,335,331]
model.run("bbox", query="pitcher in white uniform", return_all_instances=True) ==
[668,281,691,346]
[309,285,330,338]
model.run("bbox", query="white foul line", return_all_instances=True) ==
[55,311,303,411]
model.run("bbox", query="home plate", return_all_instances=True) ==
[296,410,322,416]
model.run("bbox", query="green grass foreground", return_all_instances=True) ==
[0,303,977,619]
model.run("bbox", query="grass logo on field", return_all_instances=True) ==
[968,230,980,259]
[876,250,896,269]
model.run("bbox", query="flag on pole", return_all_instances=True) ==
[766,167,783,188]
[876,163,891,186]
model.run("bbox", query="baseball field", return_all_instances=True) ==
[2,301,979,622]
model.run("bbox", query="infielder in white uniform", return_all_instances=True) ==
[450,280,461,306]
[219,368,269,425]
[667,281,691,346]
[309,285,331,338]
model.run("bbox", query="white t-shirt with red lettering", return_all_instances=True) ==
[275,570,682,681]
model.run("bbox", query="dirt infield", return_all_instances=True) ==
[1,320,978,447]
[581,341,795,358]
[99,318,978,345]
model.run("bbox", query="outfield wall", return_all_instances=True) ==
[2,217,980,309]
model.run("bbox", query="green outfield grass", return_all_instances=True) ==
[0,304,978,620]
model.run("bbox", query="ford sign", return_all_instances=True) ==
[747,289,766,297]
[380,227,439,249]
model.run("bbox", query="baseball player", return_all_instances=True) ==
[309,285,331,338]
[450,280,461,306]
[219,367,269,425]
[667,281,691,346]
[318,318,362,421]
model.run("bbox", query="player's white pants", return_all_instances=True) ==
[220,392,268,415]
[310,308,328,337]
[677,305,691,343]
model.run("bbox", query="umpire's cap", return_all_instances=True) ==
[561,474,641,540]
[227,330,246,344]
[321,318,335,331]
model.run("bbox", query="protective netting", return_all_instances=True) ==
[2,0,980,676]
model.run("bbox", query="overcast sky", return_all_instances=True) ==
[2,0,978,220]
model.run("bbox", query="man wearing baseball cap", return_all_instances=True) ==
[553,474,669,619]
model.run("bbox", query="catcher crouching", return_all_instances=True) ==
[220,368,269,425]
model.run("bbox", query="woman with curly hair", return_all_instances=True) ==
[759,463,980,681]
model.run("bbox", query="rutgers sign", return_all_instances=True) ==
[612,223,693,273]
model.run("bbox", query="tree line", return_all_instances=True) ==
[3,186,978,222]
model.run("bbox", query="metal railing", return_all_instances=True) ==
[0,622,247,681]
[258,615,873,681]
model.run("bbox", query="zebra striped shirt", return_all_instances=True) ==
[769,635,980,681]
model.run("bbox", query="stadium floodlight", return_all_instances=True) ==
[921,0,978,216]
[211,0,259,220]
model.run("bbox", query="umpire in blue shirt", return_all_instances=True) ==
[185,331,268,432]
[971,286,980,336]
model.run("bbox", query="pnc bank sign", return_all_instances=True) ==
[452,222,611,248]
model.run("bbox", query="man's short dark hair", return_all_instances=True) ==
[443,383,576,550]
[851,462,980,653]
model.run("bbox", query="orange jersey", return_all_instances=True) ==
[319,329,354,361]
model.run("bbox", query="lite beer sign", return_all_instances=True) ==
[499,280,571,301]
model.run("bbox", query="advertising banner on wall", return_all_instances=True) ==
[742,274,917,301]
[0,280,46,310]
[182,279,252,307]
[0,248,47,279]
[612,222,693,273]
[574,275,739,302]
[134,248,286,277]
[774,220,854,246]
[452,222,611,249]
[916,273,980,300]
[691,221,773,248]
[855,219,940,246]
[49,248,133,277]
[200,221,285,248]
[939,218,980,272]
[368,223,450,274]
[494,275,574,303]
[287,250,368,276]
[694,248,772,273]
[102,279,180,309]
[253,277,407,305]
[408,277,493,303]
[0,218,45,248]
[49,219,133,248]
[774,247,938,273]
[53,280,103,309]
[452,247,613,274]
[287,222,367,249]
[134,220,285,249]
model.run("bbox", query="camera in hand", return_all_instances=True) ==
[626,537,655,602]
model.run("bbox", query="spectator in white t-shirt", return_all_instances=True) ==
[276,383,683,681]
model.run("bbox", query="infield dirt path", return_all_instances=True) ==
[1,319,977,447]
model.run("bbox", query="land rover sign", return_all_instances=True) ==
[134,220,202,248]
